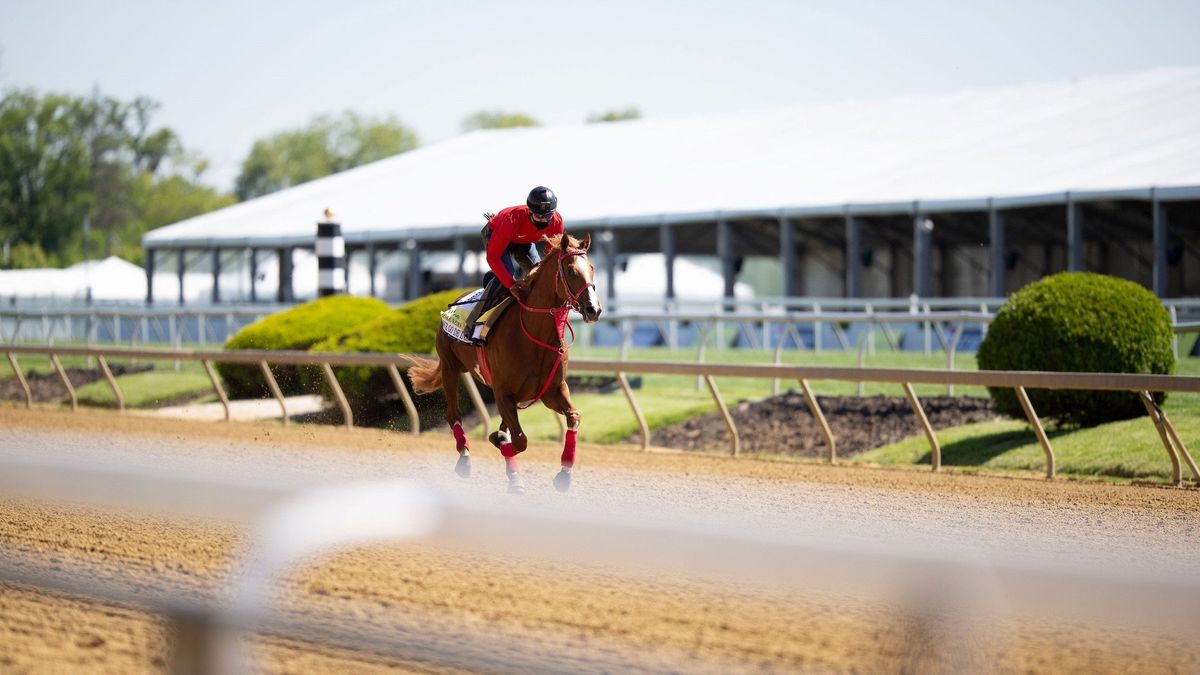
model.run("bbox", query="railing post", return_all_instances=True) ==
[617,372,649,451]
[1141,391,1183,487]
[1014,386,1055,479]
[799,379,836,463]
[258,361,288,425]
[902,382,939,471]
[50,354,77,412]
[97,355,125,412]
[6,352,32,408]
[201,360,230,422]
[320,362,353,430]
[386,364,421,436]
[704,375,739,457]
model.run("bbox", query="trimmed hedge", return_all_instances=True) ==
[217,295,391,399]
[308,288,471,429]
[977,272,1175,427]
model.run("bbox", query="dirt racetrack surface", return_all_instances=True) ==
[0,405,1198,673]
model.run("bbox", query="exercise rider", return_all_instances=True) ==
[463,186,564,343]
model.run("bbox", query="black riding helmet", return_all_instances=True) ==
[526,186,558,224]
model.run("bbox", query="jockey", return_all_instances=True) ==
[464,186,564,342]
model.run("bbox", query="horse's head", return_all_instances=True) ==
[548,233,602,323]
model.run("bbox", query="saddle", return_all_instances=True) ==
[441,287,513,345]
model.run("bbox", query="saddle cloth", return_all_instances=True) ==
[440,288,513,345]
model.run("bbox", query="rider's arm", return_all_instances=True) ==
[485,215,516,289]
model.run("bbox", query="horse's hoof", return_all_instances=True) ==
[454,453,471,478]
[489,430,510,450]
[553,468,572,493]
[507,474,526,495]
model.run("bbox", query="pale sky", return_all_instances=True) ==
[3,0,1198,191]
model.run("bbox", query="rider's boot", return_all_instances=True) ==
[464,279,501,345]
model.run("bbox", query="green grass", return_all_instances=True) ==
[74,367,215,408]
[855,392,1200,483]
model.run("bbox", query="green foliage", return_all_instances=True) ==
[460,110,540,131]
[977,272,1175,427]
[234,111,419,200]
[586,107,641,123]
[217,295,391,399]
[0,87,230,269]
[308,288,469,429]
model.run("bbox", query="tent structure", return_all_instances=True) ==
[142,67,1200,305]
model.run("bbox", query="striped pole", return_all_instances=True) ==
[317,209,345,296]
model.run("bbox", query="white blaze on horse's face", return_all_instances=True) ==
[569,253,602,323]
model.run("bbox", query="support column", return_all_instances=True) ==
[718,218,735,300]
[1067,195,1083,272]
[144,248,155,305]
[406,240,422,300]
[277,247,293,302]
[989,203,1006,297]
[660,221,676,300]
[211,248,221,303]
[367,242,378,297]
[780,214,796,297]
[177,248,186,306]
[603,228,617,303]
[1153,193,1168,298]
[844,213,861,298]
[913,208,933,298]
[249,249,259,302]
[454,236,468,289]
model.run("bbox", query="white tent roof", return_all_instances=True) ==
[144,67,1200,250]
[0,257,147,301]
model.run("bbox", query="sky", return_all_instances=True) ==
[3,0,1199,192]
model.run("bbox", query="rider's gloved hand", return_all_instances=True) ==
[509,282,527,303]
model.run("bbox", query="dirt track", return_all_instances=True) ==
[0,405,1198,673]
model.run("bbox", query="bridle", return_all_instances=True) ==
[508,247,595,409]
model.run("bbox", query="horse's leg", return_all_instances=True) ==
[438,343,472,478]
[494,390,526,495]
[541,383,580,492]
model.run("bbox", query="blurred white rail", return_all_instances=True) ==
[0,455,1197,674]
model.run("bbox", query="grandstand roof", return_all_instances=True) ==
[144,67,1200,250]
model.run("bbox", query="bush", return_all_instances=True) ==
[308,288,471,429]
[977,272,1175,427]
[217,295,391,399]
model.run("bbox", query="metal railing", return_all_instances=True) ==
[4,345,1199,486]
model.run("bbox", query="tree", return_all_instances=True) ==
[234,111,419,201]
[587,107,641,123]
[0,88,230,269]
[460,110,540,131]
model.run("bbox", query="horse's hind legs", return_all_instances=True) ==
[441,363,471,478]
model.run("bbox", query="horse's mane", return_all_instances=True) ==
[522,234,584,287]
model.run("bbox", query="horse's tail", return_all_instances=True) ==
[399,355,442,395]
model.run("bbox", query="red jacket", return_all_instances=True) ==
[485,205,564,288]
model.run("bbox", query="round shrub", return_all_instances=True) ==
[308,288,471,429]
[977,272,1174,427]
[218,295,391,399]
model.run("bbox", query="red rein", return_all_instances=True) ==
[510,249,591,410]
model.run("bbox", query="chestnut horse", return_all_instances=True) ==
[405,233,602,494]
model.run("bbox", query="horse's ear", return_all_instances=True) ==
[580,233,592,251]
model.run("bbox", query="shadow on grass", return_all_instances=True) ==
[915,426,1074,467]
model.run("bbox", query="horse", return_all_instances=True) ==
[405,233,603,494]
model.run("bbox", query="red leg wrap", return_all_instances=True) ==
[561,430,578,468]
[452,422,469,452]
[501,442,520,475]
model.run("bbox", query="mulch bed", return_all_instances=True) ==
[0,364,152,403]
[637,393,999,457]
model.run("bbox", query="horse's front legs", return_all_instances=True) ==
[542,383,579,493]
[494,391,527,495]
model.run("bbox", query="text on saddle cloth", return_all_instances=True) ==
[441,288,512,345]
